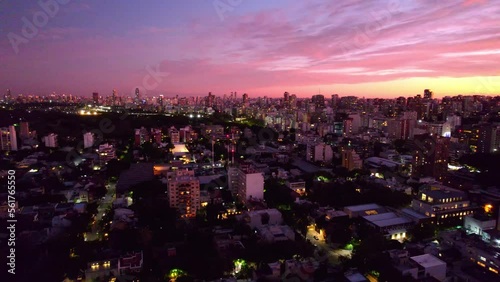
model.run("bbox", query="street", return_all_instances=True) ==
[304,225,352,265]
[84,182,116,241]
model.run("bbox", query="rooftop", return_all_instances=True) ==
[420,184,466,200]
[171,143,189,155]
[401,208,429,220]
[344,203,383,212]
[365,156,400,168]
[362,212,412,228]
[410,254,446,268]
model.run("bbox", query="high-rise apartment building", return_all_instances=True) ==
[331,94,339,108]
[312,94,325,109]
[314,143,333,163]
[412,134,450,181]
[283,92,290,108]
[168,127,180,144]
[43,133,58,148]
[98,143,116,165]
[167,169,200,218]
[228,164,264,205]
[387,119,414,140]
[477,125,498,153]
[134,127,150,146]
[20,121,30,139]
[342,149,362,171]
[83,132,95,149]
[0,126,17,151]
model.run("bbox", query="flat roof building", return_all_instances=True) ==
[411,184,477,226]
[344,203,386,218]
[362,212,413,240]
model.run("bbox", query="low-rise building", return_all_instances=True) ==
[257,225,295,242]
[286,181,306,196]
[411,184,477,225]
[390,251,447,281]
[362,212,413,241]
[464,214,496,238]
[239,209,283,229]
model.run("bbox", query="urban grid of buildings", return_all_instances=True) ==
[1,88,500,281]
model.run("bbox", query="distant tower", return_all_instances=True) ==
[135,88,140,105]
[158,95,164,111]
[206,92,215,108]
[290,94,297,109]
[424,89,433,99]
[283,92,290,108]
[5,89,12,103]
[242,93,249,104]
[331,94,339,108]
[92,92,99,106]
[112,89,117,106]
[312,94,325,109]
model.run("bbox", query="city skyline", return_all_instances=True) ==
[1,0,499,98]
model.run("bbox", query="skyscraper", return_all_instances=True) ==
[283,92,290,108]
[135,88,140,105]
[112,89,117,106]
[92,92,99,105]
[424,89,433,100]
[158,95,164,111]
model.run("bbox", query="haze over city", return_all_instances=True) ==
[1,0,499,98]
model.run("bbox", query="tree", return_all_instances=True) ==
[409,223,437,242]
[106,159,130,178]
[348,233,392,272]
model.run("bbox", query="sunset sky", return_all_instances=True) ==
[0,0,499,98]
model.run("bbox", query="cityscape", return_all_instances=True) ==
[1,1,500,282]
